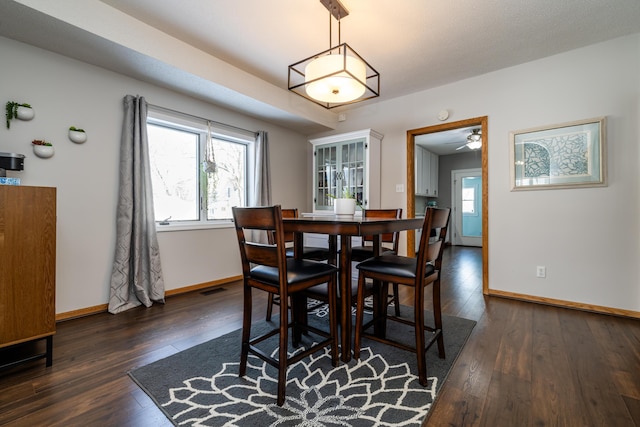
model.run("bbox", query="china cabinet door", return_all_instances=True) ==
[314,144,338,211]
[310,129,382,214]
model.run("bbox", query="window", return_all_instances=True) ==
[462,186,475,214]
[147,110,252,227]
[462,176,480,215]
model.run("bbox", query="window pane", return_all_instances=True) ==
[462,186,475,214]
[148,124,199,221]
[462,200,475,213]
[205,138,247,220]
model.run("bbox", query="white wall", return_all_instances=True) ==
[3,33,638,315]
[0,37,309,315]
[312,34,640,313]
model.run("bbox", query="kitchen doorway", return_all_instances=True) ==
[406,116,488,294]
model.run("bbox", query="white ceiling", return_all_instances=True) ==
[415,126,482,156]
[1,0,639,136]
[99,0,640,102]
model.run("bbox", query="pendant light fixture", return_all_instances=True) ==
[288,0,380,109]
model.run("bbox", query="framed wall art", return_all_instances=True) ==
[510,117,607,191]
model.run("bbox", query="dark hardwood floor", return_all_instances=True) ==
[1,246,639,426]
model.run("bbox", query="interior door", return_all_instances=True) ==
[452,168,482,247]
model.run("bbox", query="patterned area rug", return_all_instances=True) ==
[129,306,475,426]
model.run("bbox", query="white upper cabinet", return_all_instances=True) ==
[310,129,382,213]
[415,146,439,197]
[429,150,439,197]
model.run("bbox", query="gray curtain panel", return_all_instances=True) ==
[253,130,272,207]
[249,130,272,243]
[108,95,165,314]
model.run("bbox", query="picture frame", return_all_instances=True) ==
[510,117,607,191]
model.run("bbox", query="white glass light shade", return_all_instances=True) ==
[305,54,367,103]
[466,140,482,150]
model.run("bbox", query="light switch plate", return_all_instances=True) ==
[395,184,404,192]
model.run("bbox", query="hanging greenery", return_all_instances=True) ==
[202,121,217,174]
[5,101,32,129]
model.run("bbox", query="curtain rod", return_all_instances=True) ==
[148,103,257,136]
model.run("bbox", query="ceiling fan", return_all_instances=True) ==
[456,129,482,150]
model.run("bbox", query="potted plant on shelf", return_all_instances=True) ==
[32,139,54,158]
[329,188,362,215]
[68,126,87,143]
[5,101,34,129]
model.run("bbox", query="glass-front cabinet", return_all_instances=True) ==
[310,129,382,214]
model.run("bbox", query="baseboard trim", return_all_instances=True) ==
[164,275,242,297]
[56,304,109,321]
[55,275,243,322]
[488,289,640,320]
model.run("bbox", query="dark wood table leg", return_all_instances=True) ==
[371,235,387,338]
[292,231,307,341]
[339,234,352,362]
[328,235,338,265]
[293,231,303,259]
[291,294,306,345]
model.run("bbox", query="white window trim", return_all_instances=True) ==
[156,220,234,233]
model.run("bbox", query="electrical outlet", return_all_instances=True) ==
[536,266,546,278]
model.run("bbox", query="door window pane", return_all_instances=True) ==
[462,187,475,214]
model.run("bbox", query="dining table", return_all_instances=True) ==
[283,213,424,362]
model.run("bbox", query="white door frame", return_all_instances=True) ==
[451,168,482,247]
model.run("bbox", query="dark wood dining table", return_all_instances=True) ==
[283,214,424,362]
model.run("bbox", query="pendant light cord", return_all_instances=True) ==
[329,7,332,48]
[327,0,342,51]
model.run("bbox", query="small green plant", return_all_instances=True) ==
[328,188,356,199]
[327,188,362,207]
[32,139,53,146]
[69,126,85,132]
[5,101,31,129]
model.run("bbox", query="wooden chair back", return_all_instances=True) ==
[416,207,451,280]
[266,208,297,246]
[232,206,287,290]
[362,208,403,252]
[280,208,298,244]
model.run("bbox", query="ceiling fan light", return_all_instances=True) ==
[467,130,481,143]
[305,54,367,103]
[465,129,482,149]
[466,140,482,150]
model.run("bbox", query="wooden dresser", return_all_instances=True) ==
[0,185,56,369]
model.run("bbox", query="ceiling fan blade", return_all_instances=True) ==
[455,144,467,150]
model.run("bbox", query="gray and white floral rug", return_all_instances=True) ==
[129,307,475,426]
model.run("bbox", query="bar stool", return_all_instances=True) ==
[353,207,451,385]
[232,205,339,406]
[350,208,403,316]
[266,208,331,320]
